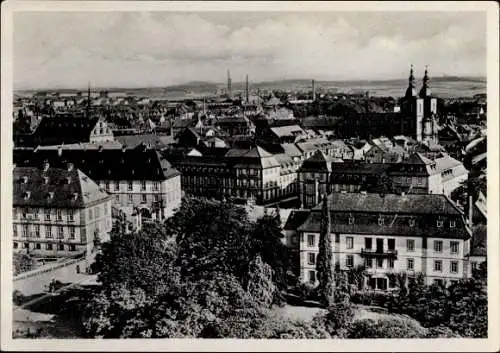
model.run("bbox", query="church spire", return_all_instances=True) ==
[419,65,431,98]
[404,64,417,99]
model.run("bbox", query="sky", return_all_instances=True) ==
[13,11,487,89]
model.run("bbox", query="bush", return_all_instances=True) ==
[312,301,355,338]
[12,290,26,306]
[425,326,461,338]
[296,283,316,302]
[348,317,428,338]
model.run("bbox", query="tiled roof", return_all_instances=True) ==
[32,116,100,145]
[281,143,303,157]
[297,211,470,239]
[300,150,333,171]
[115,134,167,149]
[13,166,112,208]
[312,193,463,215]
[283,210,310,230]
[269,125,305,138]
[13,147,180,181]
[434,154,465,173]
[233,146,281,169]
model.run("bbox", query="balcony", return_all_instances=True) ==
[360,248,398,258]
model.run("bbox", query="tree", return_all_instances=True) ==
[316,194,334,307]
[244,255,276,308]
[251,210,289,292]
[91,227,178,295]
[313,301,355,338]
[166,197,254,282]
[348,317,428,338]
[13,252,35,276]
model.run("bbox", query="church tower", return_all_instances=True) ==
[401,65,438,144]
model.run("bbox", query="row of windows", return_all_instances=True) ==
[14,208,74,221]
[99,180,160,191]
[342,255,460,273]
[13,242,77,251]
[301,234,460,254]
[13,224,86,240]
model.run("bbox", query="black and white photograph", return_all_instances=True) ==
[1,1,499,351]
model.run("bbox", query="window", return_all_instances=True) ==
[471,261,478,271]
[95,206,100,218]
[13,225,17,237]
[388,238,395,251]
[434,260,442,272]
[142,194,147,203]
[436,220,443,228]
[388,258,395,269]
[58,244,64,251]
[346,255,354,267]
[35,243,41,250]
[376,258,384,268]
[128,181,133,191]
[69,244,76,251]
[307,234,315,247]
[449,220,456,228]
[450,241,459,254]
[348,216,355,225]
[409,218,416,227]
[13,242,18,249]
[154,194,160,202]
[300,234,304,243]
[335,234,340,243]
[57,209,62,221]
[365,258,373,268]
[153,182,159,191]
[58,226,64,239]
[378,217,385,226]
[33,208,39,219]
[34,225,40,238]
[81,228,87,242]
[68,209,74,222]
[22,225,28,237]
[450,261,459,273]
[24,243,29,249]
[114,181,120,191]
[46,243,53,250]
[433,279,444,286]
[407,258,414,270]
[141,181,146,191]
[365,237,372,250]
[346,236,354,249]
[434,240,443,252]
[46,226,52,238]
[128,194,133,204]
[45,210,51,221]
[309,270,316,284]
[89,208,93,220]
[70,228,76,240]
[308,253,316,265]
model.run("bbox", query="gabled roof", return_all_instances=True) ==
[283,210,310,230]
[14,147,180,181]
[269,125,305,138]
[300,150,333,172]
[233,146,280,169]
[404,152,434,165]
[312,193,463,215]
[13,166,112,208]
[32,116,100,145]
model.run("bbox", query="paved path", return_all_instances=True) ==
[14,255,97,297]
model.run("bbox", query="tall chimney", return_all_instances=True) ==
[312,79,316,101]
[315,178,320,206]
[468,179,474,228]
[245,74,249,103]
[227,69,232,99]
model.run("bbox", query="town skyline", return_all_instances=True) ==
[14,11,486,90]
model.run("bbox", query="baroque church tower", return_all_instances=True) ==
[401,65,439,145]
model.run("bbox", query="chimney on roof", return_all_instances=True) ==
[122,144,127,152]
[58,145,63,157]
[42,161,50,172]
[67,162,74,171]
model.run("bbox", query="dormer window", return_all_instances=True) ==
[436,219,444,228]
[46,192,54,200]
[24,191,31,200]
[378,216,385,226]
[348,215,355,225]
[21,176,28,184]
[66,177,72,184]
[449,220,456,228]
[73,193,78,200]
[409,218,416,227]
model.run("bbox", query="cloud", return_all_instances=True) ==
[13,11,486,89]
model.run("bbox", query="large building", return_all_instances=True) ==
[13,165,113,259]
[13,144,182,220]
[298,151,468,208]
[289,192,474,289]
[334,66,440,144]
